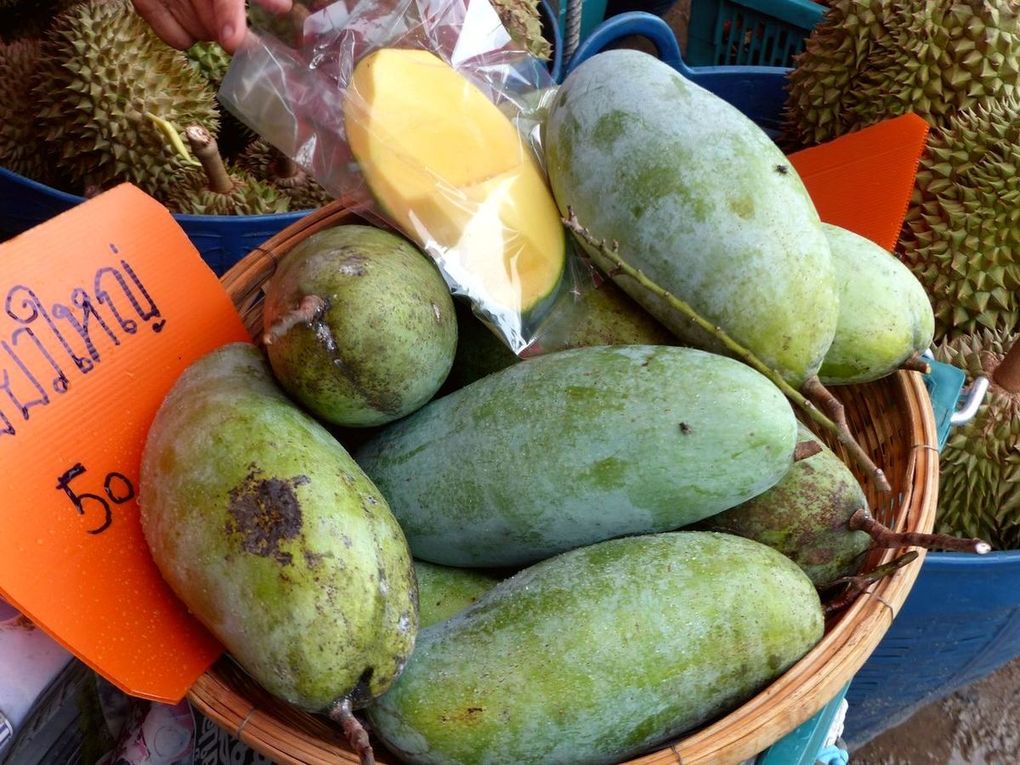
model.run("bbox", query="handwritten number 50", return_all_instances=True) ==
[56,463,135,535]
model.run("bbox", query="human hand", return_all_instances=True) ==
[131,0,294,53]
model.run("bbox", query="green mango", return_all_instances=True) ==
[819,223,935,385]
[414,560,500,628]
[544,49,838,387]
[445,279,673,390]
[366,531,825,765]
[139,342,418,712]
[262,224,457,427]
[694,423,872,587]
[355,344,798,568]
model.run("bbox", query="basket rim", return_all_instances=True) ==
[192,199,941,765]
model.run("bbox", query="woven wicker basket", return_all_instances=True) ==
[192,199,940,765]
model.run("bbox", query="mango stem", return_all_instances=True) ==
[801,376,890,493]
[899,353,932,375]
[562,208,891,494]
[262,294,327,346]
[328,698,376,765]
[848,508,991,554]
[822,550,919,615]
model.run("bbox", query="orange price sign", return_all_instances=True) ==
[789,113,930,250]
[0,184,251,702]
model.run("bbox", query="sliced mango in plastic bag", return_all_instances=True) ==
[344,47,567,321]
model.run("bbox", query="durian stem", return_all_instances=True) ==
[801,377,890,493]
[262,294,327,346]
[848,508,991,554]
[184,125,234,194]
[993,338,1020,392]
[269,148,303,181]
[328,699,375,765]
[562,208,891,493]
[899,353,932,375]
[822,551,919,616]
[794,440,822,462]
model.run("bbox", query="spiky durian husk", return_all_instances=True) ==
[897,97,1020,340]
[235,140,333,211]
[785,1,1020,148]
[935,329,1020,550]
[0,39,61,183]
[33,0,220,195]
[186,41,231,90]
[162,166,291,216]
[491,0,551,60]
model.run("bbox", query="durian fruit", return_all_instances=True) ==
[898,96,1020,340]
[163,126,290,216]
[0,39,62,184]
[935,328,1020,550]
[491,0,552,60]
[785,1,1020,148]
[185,41,231,90]
[236,140,333,211]
[33,0,220,196]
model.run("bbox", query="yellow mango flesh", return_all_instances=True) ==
[344,48,565,316]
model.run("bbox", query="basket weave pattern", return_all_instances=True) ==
[192,200,940,765]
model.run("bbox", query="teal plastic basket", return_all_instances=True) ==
[686,0,825,67]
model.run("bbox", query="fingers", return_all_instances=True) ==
[131,0,196,50]
[254,0,295,14]
[212,0,250,52]
[133,0,298,54]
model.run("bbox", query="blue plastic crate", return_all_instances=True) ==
[567,11,791,139]
[0,167,310,277]
[686,0,825,67]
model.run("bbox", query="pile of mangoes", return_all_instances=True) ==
[138,48,951,765]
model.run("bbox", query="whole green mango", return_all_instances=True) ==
[544,49,838,387]
[819,223,935,385]
[355,344,797,568]
[694,423,872,587]
[366,531,825,765]
[414,560,500,628]
[262,224,457,427]
[139,342,418,712]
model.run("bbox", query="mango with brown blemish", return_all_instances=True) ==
[693,423,872,587]
[139,342,418,714]
[262,224,458,428]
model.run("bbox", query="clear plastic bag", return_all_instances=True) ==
[220,0,594,354]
